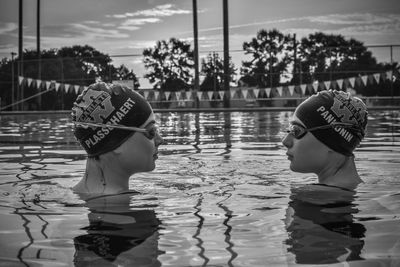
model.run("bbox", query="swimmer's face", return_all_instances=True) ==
[114,112,163,174]
[282,114,330,174]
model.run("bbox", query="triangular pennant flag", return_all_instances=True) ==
[265,88,271,98]
[176,91,181,101]
[361,75,368,86]
[154,91,160,101]
[207,91,214,100]
[55,83,61,92]
[18,76,24,85]
[328,81,333,90]
[349,77,356,88]
[27,78,33,86]
[276,87,282,96]
[36,79,42,90]
[230,90,236,99]
[219,91,225,99]
[74,85,80,94]
[386,70,393,80]
[336,79,343,90]
[254,88,260,98]
[143,90,149,100]
[64,84,70,93]
[323,81,328,90]
[165,91,171,100]
[288,85,295,96]
[196,91,202,100]
[45,81,51,90]
[310,83,317,93]
[373,73,380,84]
[300,84,307,95]
[242,89,248,99]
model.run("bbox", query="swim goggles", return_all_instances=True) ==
[286,122,364,140]
[74,121,159,140]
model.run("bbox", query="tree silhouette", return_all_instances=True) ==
[241,29,293,87]
[200,52,236,92]
[143,38,194,91]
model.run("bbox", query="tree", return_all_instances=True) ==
[0,45,140,110]
[110,64,140,90]
[297,32,380,84]
[241,29,293,87]
[200,52,236,92]
[143,38,194,91]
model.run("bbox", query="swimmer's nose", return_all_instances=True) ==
[282,133,293,148]
[155,131,164,146]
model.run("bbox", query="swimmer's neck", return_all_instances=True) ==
[73,158,130,195]
[317,156,362,190]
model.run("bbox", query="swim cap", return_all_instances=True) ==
[295,90,368,156]
[72,82,152,156]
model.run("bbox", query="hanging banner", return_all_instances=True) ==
[386,70,393,80]
[219,91,225,100]
[207,91,214,100]
[27,78,33,87]
[254,88,260,98]
[288,85,295,96]
[373,73,380,84]
[55,83,61,92]
[143,90,149,100]
[323,81,328,90]
[265,88,271,98]
[64,84,70,93]
[242,89,248,99]
[45,81,51,90]
[196,91,202,100]
[349,77,356,88]
[74,85,80,94]
[36,79,42,90]
[230,90,236,99]
[18,76,24,85]
[300,84,307,95]
[154,91,160,101]
[360,75,368,86]
[176,91,181,101]
[276,87,282,96]
[165,91,171,100]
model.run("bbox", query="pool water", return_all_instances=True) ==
[0,110,399,267]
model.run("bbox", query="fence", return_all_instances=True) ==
[1,45,400,111]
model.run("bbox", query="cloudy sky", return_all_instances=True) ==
[1,0,400,86]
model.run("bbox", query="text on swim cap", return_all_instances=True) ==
[316,106,354,142]
[84,97,136,149]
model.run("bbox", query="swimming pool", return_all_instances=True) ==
[0,110,399,266]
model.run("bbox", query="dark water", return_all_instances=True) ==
[0,110,399,266]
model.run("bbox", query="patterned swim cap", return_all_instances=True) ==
[71,82,152,156]
[295,90,368,156]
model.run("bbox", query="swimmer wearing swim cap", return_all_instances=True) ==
[282,90,368,190]
[71,82,163,195]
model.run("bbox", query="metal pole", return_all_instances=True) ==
[37,0,42,110]
[18,0,24,111]
[192,0,200,108]
[222,0,230,107]
[11,52,16,111]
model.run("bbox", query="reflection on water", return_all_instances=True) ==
[73,192,161,266]
[285,184,365,264]
[0,110,399,266]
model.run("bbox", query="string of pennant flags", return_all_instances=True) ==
[18,70,396,102]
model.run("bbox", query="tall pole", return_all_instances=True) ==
[223,0,230,108]
[11,52,17,111]
[192,0,200,108]
[37,0,42,110]
[18,0,24,111]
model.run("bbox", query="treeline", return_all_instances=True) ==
[0,29,399,110]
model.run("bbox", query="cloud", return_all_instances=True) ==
[107,4,191,19]
[308,13,399,25]
[0,22,18,35]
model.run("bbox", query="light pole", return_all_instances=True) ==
[11,52,17,111]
